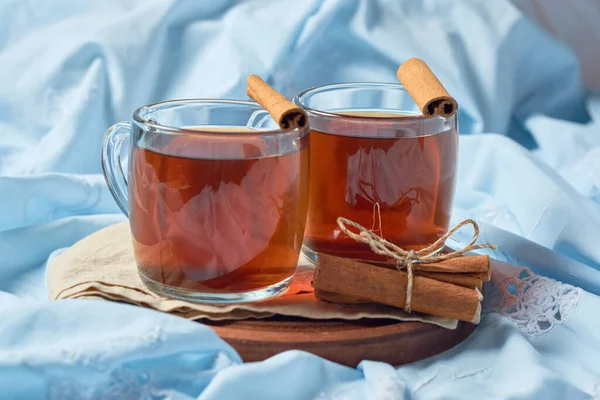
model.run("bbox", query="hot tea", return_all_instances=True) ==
[129,127,309,293]
[304,112,458,261]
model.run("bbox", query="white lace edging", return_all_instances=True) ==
[486,268,582,337]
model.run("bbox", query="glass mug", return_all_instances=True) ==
[102,100,310,303]
[293,83,458,263]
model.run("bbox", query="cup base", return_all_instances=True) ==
[139,273,293,304]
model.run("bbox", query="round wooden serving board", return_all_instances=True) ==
[204,317,477,367]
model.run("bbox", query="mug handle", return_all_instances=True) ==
[101,122,131,217]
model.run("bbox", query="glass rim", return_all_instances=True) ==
[293,82,453,123]
[132,98,305,137]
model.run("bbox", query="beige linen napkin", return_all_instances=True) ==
[47,222,457,329]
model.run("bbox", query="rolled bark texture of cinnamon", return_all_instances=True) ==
[246,75,307,129]
[361,255,490,290]
[313,254,487,324]
[396,58,457,118]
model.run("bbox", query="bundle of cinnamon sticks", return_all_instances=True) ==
[313,253,490,324]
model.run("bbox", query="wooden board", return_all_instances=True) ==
[204,317,477,367]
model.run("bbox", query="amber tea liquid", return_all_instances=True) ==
[305,112,458,261]
[129,127,309,293]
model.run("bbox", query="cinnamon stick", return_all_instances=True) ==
[316,272,482,300]
[417,272,483,290]
[360,254,490,275]
[320,270,482,291]
[246,75,307,129]
[419,255,489,274]
[313,254,481,323]
[346,260,485,289]
[396,58,457,118]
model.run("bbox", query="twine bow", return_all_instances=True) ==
[336,217,497,313]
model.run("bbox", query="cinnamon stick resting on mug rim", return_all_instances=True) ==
[396,58,458,118]
[246,75,308,129]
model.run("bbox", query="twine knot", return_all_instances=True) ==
[336,217,497,313]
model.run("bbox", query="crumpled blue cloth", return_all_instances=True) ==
[2,0,600,398]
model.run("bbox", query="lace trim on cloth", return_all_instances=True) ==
[486,268,582,337]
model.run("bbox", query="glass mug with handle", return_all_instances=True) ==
[102,99,310,303]
[293,83,458,263]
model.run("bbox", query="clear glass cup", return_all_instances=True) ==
[102,99,310,303]
[293,83,458,263]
